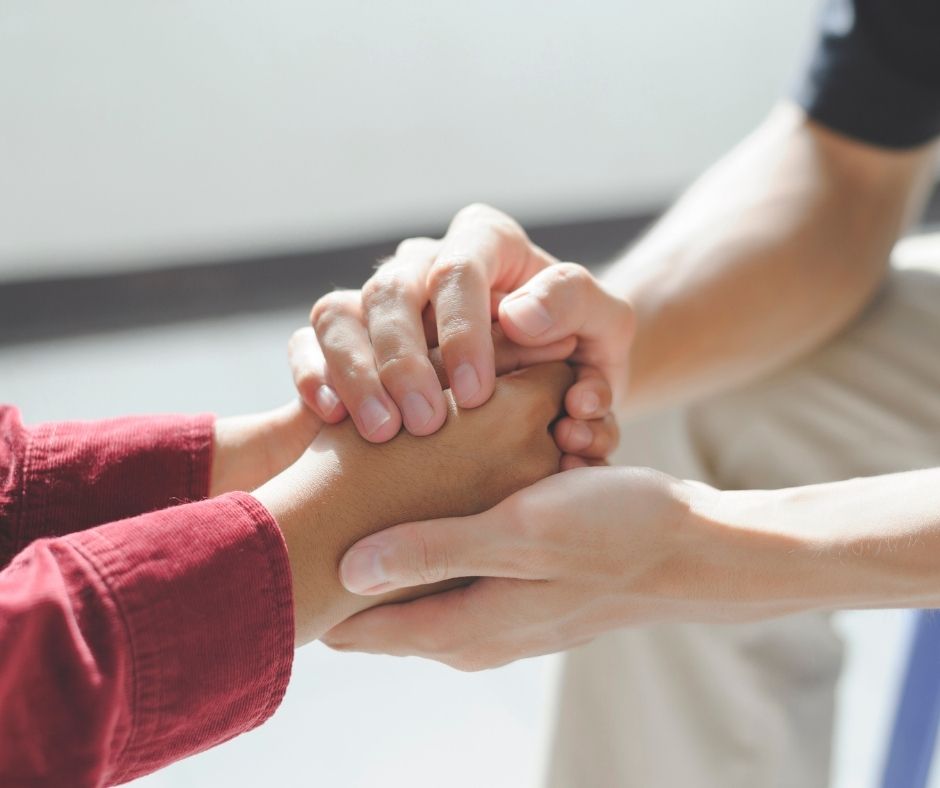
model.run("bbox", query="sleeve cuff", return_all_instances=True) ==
[791,0,940,149]
[65,492,294,784]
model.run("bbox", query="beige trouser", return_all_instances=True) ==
[546,233,940,788]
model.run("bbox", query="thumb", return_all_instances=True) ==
[339,507,529,595]
[498,263,635,362]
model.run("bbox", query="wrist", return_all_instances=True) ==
[682,484,830,620]
[252,455,336,647]
[211,401,322,497]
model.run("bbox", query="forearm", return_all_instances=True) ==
[689,468,940,618]
[605,102,937,415]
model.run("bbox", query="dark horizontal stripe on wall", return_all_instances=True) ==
[0,211,659,347]
[2,181,939,348]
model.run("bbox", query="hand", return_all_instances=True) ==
[253,362,575,646]
[210,400,323,496]
[289,204,634,443]
[322,467,725,671]
[292,323,619,470]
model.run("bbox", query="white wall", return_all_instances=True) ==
[0,0,818,279]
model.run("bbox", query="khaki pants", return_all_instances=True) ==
[546,234,940,788]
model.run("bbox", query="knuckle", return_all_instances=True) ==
[455,203,524,240]
[377,352,429,386]
[361,270,409,309]
[288,326,309,350]
[455,202,498,223]
[293,367,319,395]
[310,289,357,328]
[549,261,594,294]
[427,255,480,292]
[327,356,374,388]
[402,525,448,586]
[378,352,437,395]
[395,236,436,258]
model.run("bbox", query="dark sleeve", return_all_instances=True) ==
[793,0,940,148]
[1,405,214,568]
[0,493,294,786]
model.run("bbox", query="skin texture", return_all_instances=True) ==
[296,101,940,670]
[608,102,939,413]
[252,362,574,646]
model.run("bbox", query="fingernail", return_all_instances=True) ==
[359,396,392,437]
[567,422,593,450]
[315,385,341,416]
[452,362,481,405]
[580,390,600,416]
[502,294,553,337]
[340,545,389,594]
[401,391,434,431]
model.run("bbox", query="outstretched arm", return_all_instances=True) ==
[0,362,572,782]
[324,465,940,670]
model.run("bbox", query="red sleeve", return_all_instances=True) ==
[1,405,214,568]
[0,492,295,786]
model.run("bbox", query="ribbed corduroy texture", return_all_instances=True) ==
[0,407,294,786]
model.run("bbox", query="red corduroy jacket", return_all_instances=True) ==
[0,406,294,786]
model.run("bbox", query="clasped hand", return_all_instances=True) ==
[281,203,670,669]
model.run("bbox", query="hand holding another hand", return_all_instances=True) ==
[325,468,729,671]
[288,203,633,468]
[254,362,580,646]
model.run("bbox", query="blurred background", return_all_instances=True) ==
[1,1,938,786]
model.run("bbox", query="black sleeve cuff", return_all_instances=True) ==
[792,0,940,149]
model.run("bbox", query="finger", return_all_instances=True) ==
[324,578,545,671]
[423,290,508,349]
[287,327,347,422]
[553,413,619,459]
[363,239,448,436]
[429,204,553,408]
[491,324,578,374]
[498,262,635,369]
[310,290,401,442]
[322,583,485,660]
[560,454,608,471]
[427,329,577,390]
[339,506,542,595]
[565,365,613,420]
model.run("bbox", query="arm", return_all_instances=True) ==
[0,400,321,568]
[255,361,573,643]
[610,102,939,414]
[0,362,569,782]
[322,465,940,669]
[289,106,936,441]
